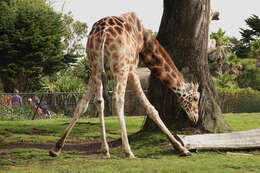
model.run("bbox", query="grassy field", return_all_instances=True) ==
[0,113,260,173]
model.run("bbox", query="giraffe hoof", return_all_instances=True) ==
[103,152,111,159]
[179,150,192,157]
[49,148,60,157]
[126,152,136,158]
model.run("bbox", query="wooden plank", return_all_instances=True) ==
[178,128,260,151]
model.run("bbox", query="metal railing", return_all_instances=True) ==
[0,90,148,120]
[0,92,91,120]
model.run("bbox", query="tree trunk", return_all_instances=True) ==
[143,0,230,133]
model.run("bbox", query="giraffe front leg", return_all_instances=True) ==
[49,80,94,157]
[94,81,110,158]
[128,72,191,156]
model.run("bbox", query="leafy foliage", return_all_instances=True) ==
[62,11,88,57]
[249,38,260,58]
[0,0,88,92]
[240,15,260,43]
[40,69,86,93]
[209,28,260,92]
[72,58,91,84]
[228,37,249,58]
[210,28,230,46]
[221,52,241,73]
[218,87,260,113]
[233,14,260,58]
[213,57,260,91]
[0,104,32,120]
[208,28,231,76]
[214,73,237,89]
[237,59,260,91]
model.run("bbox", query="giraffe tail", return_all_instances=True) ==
[100,32,111,113]
[100,32,107,74]
[100,31,107,87]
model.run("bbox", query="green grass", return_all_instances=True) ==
[0,116,145,144]
[224,112,260,131]
[0,113,260,173]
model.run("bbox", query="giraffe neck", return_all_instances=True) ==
[140,30,186,93]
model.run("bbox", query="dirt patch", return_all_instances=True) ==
[31,128,53,135]
[2,128,53,136]
[62,122,98,126]
[0,138,122,157]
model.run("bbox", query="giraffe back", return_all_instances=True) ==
[86,12,145,79]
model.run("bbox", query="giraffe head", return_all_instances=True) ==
[177,83,200,124]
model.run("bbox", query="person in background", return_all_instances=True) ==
[28,96,41,116]
[11,89,22,108]
[41,101,51,119]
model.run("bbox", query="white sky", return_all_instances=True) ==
[54,0,260,39]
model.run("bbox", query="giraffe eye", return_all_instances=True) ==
[193,96,198,102]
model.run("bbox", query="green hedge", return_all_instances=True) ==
[218,87,260,113]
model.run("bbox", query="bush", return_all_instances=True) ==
[0,0,79,92]
[218,87,260,113]
[40,69,86,93]
[0,103,66,121]
[237,58,260,91]
[0,104,33,121]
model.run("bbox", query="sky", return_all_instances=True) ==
[53,0,260,39]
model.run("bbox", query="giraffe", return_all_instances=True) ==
[49,12,200,158]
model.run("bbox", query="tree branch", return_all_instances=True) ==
[210,10,220,23]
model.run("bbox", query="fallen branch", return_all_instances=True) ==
[178,128,260,151]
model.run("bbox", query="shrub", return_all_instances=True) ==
[40,69,86,93]
[237,58,260,91]
[218,87,260,113]
[0,104,33,121]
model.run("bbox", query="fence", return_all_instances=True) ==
[0,92,88,120]
[0,90,148,120]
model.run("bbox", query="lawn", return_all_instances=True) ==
[0,113,260,173]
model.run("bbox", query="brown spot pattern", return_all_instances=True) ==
[109,43,116,51]
[164,63,170,72]
[112,52,119,60]
[89,37,94,49]
[114,26,123,35]
[124,23,132,33]
[137,19,142,31]
[108,19,115,26]
[107,27,117,38]
[114,17,124,27]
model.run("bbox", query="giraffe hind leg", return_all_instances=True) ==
[49,79,94,157]
[94,75,110,158]
[113,71,135,158]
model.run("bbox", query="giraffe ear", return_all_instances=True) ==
[186,83,193,93]
[190,82,199,92]
[195,83,199,90]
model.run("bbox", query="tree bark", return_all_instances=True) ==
[143,0,230,133]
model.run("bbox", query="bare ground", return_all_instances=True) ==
[0,127,123,158]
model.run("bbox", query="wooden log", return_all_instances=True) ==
[178,128,260,151]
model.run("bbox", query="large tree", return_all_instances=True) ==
[0,0,86,92]
[143,0,230,133]
[240,15,260,44]
[231,14,260,58]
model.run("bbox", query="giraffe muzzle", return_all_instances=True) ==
[188,112,198,124]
